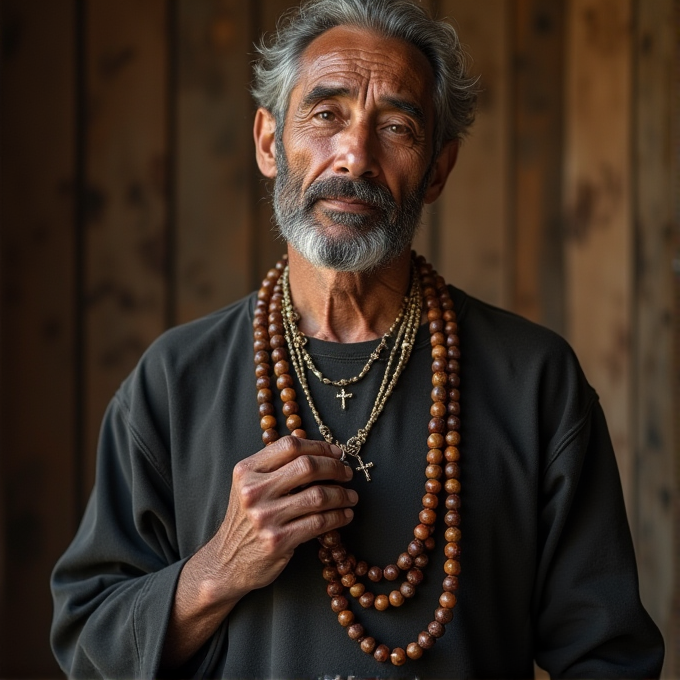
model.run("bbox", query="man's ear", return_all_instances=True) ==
[424,140,459,204]
[254,107,278,178]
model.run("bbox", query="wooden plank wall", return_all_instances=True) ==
[0,0,677,676]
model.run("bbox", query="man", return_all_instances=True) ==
[51,0,664,677]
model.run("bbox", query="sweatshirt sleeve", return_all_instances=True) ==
[532,397,665,678]
[50,390,184,679]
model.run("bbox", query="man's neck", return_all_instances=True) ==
[286,247,413,343]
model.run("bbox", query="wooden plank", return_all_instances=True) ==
[563,0,633,506]
[83,0,169,496]
[0,0,77,675]
[633,0,676,666]
[437,0,512,308]
[513,0,565,333]
[175,0,254,323]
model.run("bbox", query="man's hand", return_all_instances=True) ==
[161,437,356,668]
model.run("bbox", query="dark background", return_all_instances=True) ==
[0,0,678,676]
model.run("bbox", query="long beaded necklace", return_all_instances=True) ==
[253,253,462,668]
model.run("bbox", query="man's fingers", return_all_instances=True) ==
[249,436,343,473]
[282,507,355,548]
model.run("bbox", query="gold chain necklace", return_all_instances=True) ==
[281,264,422,481]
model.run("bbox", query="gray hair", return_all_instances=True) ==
[251,0,478,155]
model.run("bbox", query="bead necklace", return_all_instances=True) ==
[281,264,422,481]
[253,253,462,668]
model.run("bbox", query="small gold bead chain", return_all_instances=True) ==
[280,264,422,481]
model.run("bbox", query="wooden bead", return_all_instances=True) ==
[389,590,404,607]
[400,581,415,598]
[323,566,338,581]
[430,332,445,347]
[425,479,442,494]
[430,400,446,417]
[359,592,375,608]
[367,566,382,582]
[406,568,424,585]
[430,385,447,402]
[447,412,460,428]
[260,415,277,431]
[445,446,460,461]
[271,347,287,362]
[445,542,461,559]
[408,538,425,554]
[262,429,278,445]
[446,494,461,510]
[427,307,442,321]
[274,360,290,376]
[444,559,461,575]
[255,363,270,378]
[428,620,445,638]
[280,387,296,402]
[418,631,435,649]
[428,417,445,433]
[431,344,447,359]
[419,508,436,525]
[390,648,407,666]
[429,319,444,334]
[349,583,365,598]
[257,388,273,404]
[276,373,293,390]
[258,402,275,417]
[448,372,460,387]
[337,560,352,576]
[445,510,461,527]
[406,642,423,660]
[341,573,356,587]
[360,637,376,654]
[414,554,428,568]
[282,400,299,416]
[425,464,442,479]
[448,359,460,373]
[445,321,457,334]
[355,560,368,577]
[256,375,271,389]
[268,322,283,337]
[445,478,460,494]
[431,372,447,387]
[424,537,436,551]
[321,531,341,547]
[442,575,459,592]
[435,606,454,624]
[318,547,333,563]
[270,334,286,349]
[445,462,460,479]
[383,564,399,581]
[374,645,390,663]
[446,430,461,446]
[286,415,302,431]
[254,351,269,366]
[426,449,443,465]
[422,494,439,511]
[292,429,307,438]
[427,433,444,449]
[337,610,354,627]
[254,327,268,341]
[447,334,460,347]
[439,591,457,608]
[327,581,343,597]
[397,552,413,570]
[445,527,462,542]
[331,596,348,612]
[374,595,390,611]
[347,623,364,640]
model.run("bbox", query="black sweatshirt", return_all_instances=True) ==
[51,287,664,678]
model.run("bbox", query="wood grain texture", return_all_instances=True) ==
[513,0,565,334]
[633,0,676,667]
[175,0,254,323]
[437,0,512,308]
[563,0,633,505]
[0,1,76,675]
[83,0,169,495]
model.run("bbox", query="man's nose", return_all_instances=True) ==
[332,122,380,179]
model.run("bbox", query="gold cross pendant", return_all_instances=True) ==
[354,456,374,482]
[336,388,353,410]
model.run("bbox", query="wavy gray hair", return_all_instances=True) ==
[251,0,478,155]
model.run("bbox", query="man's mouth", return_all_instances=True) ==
[318,197,378,213]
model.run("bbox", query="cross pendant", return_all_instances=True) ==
[354,457,374,482]
[336,388,353,410]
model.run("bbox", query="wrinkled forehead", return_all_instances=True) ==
[292,25,435,112]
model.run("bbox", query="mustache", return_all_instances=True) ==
[302,177,397,213]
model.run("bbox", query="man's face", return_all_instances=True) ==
[272,26,437,272]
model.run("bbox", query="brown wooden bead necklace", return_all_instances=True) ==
[253,253,462,668]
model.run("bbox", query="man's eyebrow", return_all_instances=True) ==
[381,96,426,128]
[300,85,351,109]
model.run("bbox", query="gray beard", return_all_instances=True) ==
[272,142,430,273]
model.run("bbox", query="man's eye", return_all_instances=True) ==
[387,123,412,136]
[316,111,336,122]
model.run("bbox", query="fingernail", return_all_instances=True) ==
[348,490,358,504]
[345,465,353,478]
[344,508,354,520]
[331,445,343,458]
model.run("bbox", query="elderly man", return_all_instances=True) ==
[51,0,663,677]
